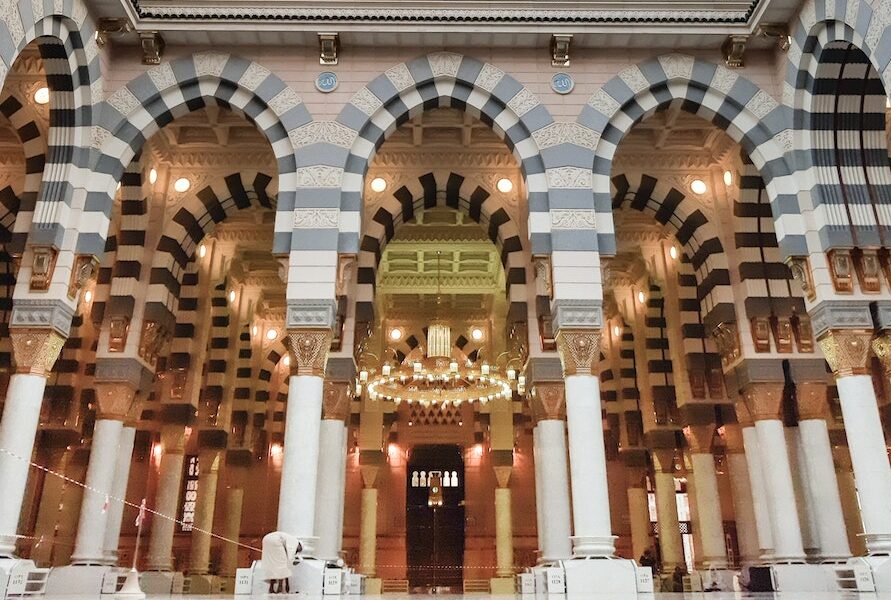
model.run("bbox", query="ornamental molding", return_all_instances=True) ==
[10,328,65,376]
[819,329,873,377]
[295,165,343,188]
[556,328,602,376]
[287,328,331,376]
[546,166,593,189]
[371,151,516,169]
[428,52,463,78]
[293,207,339,228]
[350,87,383,116]
[289,121,357,149]
[10,299,76,337]
[550,209,596,230]
[807,300,873,338]
[193,51,229,78]
[552,299,603,331]
[287,298,336,329]
[532,121,599,151]
[506,88,540,117]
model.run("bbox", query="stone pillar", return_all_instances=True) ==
[826,331,891,554]
[219,486,244,576]
[358,465,379,576]
[0,329,65,557]
[532,426,545,556]
[796,382,851,560]
[785,426,819,556]
[277,329,330,555]
[102,423,137,565]
[146,424,187,571]
[651,448,684,571]
[723,424,759,564]
[833,446,867,556]
[493,466,514,577]
[70,383,137,565]
[187,449,222,575]
[737,402,774,559]
[742,384,806,561]
[626,467,652,562]
[530,383,572,562]
[556,329,615,557]
[314,381,350,561]
[685,425,728,567]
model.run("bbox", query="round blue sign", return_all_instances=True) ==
[315,71,338,93]
[551,72,575,95]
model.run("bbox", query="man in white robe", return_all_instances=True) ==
[261,532,303,593]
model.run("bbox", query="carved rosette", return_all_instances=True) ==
[741,382,785,422]
[94,382,138,421]
[871,334,891,376]
[796,381,829,421]
[530,382,565,422]
[818,329,873,377]
[10,329,65,376]
[555,328,602,376]
[323,381,352,421]
[287,328,332,377]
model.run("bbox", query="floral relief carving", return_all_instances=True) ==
[30,0,43,22]
[107,86,141,117]
[507,88,539,117]
[474,63,504,92]
[10,329,65,376]
[322,381,352,421]
[550,209,596,230]
[193,52,229,78]
[556,329,602,376]
[587,88,620,117]
[744,89,777,119]
[268,87,303,115]
[710,66,738,94]
[287,328,331,376]
[295,165,343,188]
[385,63,415,92]
[147,63,177,93]
[773,128,793,153]
[428,52,462,78]
[351,87,383,116]
[532,122,599,151]
[238,62,271,92]
[289,121,356,149]
[91,126,112,150]
[72,0,87,26]
[618,65,649,94]
[53,0,62,15]
[1,0,24,46]
[546,166,593,189]
[819,329,872,377]
[531,382,565,421]
[293,208,339,229]
[846,0,860,30]
[658,54,694,81]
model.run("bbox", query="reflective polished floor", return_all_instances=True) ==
[40,594,891,599]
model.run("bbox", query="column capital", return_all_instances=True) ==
[818,329,873,377]
[555,328,602,376]
[287,328,331,377]
[159,423,187,454]
[323,380,352,421]
[651,447,677,474]
[872,333,891,376]
[360,464,380,488]
[493,465,512,488]
[796,381,829,420]
[741,381,785,421]
[722,423,745,453]
[10,328,65,376]
[684,424,715,454]
[734,399,754,428]
[530,382,565,422]
[94,381,139,421]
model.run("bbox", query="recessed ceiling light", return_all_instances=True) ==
[198,244,207,258]
[252,325,259,337]
[723,170,733,186]
[669,246,678,260]
[690,179,707,195]
[84,290,93,303]
[471,327,484,341]
[174,177,191,193]
[612,324,621,337]
[283,355,291,367]
[33,87,49,105]
[266,328,278,341]
[370,177,387,193]
[228,290,236,303]
[389,328,403,341]
[149,168,158,185]
[638,291,646,304]
[496,178,513,193]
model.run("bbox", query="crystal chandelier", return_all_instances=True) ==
[360,323,525,405]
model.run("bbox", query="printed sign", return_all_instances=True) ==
[180,455,199,531]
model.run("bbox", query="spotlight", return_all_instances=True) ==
[84,290,93,303]
[389,328,403,341]
[669,246,678,260]
[723,170,733,186]
[198,244,207,258]
[690,179,707,195]
[228,290,236,303]
[496,178,513,193]
[33,87,49,105]
[638,290,646,304]
[174,177,191,193]
[470,327,484,341]
[149,168,158,184]
[370,177,387,193]
[266,328,278,341]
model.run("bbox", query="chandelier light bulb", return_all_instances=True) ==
[690,179,707,195]
[33,86,49,105]
[613,324,621,337]
[228,290,236,303]
[370,177,387,193]
[283,355,290,367]
[84,290,93,303]
[252,325,258,337]
[496,178,513,193]
[174,177,191,193]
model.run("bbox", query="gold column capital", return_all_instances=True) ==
[556,328,602,376]
[651,447,677,474]
[530,382,566,422]
[741,382,786,421]
[10,328,65,376]
[872,333,891,376]
[323,380,352,421]
[796,381,829,421]
[734,399,754,428]
[94,382,139,421]
[684,424,715,454]
[722,423,745,453]
[818,329,873,377]
[287,328,331,377]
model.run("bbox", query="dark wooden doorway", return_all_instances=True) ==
[406,445,465,590]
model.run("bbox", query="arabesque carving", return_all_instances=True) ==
[555,329,602,376]
[741,382,785,422]
[322,381,352,421]
[288,328,332,376]
[10,329,65,376]
[819,329,872,377]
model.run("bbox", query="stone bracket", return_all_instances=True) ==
[808,300,873,339]
[10,298,76,337]
[551,298,602,332]
[287,298,337,329]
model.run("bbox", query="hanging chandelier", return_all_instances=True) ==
[360,323,525,406]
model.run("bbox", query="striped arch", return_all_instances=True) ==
[785,6,891,250]
[145,171,275,329]
[93,52,306,258]
[320,52,596,263]
[258,339,288,393]
[233,324,253,403]
[386,326,483,366]
[356,171,527,322]
[644,284,678,426]
[611,173,734,328]
[0,186,21,371]
[578,53,804,258]
[201,282,229,424]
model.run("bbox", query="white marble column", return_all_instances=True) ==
[103,425,137,565]
[685,425,728,568]
[796,381,851,560]
[738,402,774,559]
[70,418,126,564]
[0,329,64,557]
[827,331,891,555]
[744,384,806,562]
[314,384,349,561]
[557,330,614,557]
[358,465,378,576]
[723,424,759,564]
[494,467,514,577]
[531,383,572,562]
[626,467,651,562]
[188,449,222,575]
[146,425,186,571]
[652,448,684,571]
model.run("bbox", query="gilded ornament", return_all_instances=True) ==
[530,382,565,421]
[741,382,785,421]
[10,329,65,376]
[287,328,332,376]
[827,249,854,294]
[819,329,873,377]
[556,328,602,376]
[871,334,891,376]
[796,382,829,421]
[322,381,352,421]
[94,382,138,420]
[29,246,57,291]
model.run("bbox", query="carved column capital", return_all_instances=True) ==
[734,399,754,428]
[796,381,829,421]
[323,381,352,421]
[360,464,380,488]
[10,328,65,376]
[493,465,512,489]
[722,423,745,453]
[287,328,331,377]
[530,382,565,422]
[741,382,785,421]
[651,447,677,474]
[684,424,715,454]
[555,328,602,376]
[818,329,873,377]
[872,333,891,376]
[94,382,139,421]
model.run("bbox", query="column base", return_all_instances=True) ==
[45,564,127,595]
[185,573,224,594]
[489,576,514,594]
[744,563,840,592]
[563,558,652,594]
[570,534,617,557]
[0,558,49,598]
[139,570,184,594]
[237,557,329,595]
[687,568,737,592]
[842,555,891,592]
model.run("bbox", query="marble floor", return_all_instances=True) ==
[39,594,891,599]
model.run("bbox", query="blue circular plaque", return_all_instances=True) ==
[551,72,575,95]
[315,71,338,93]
